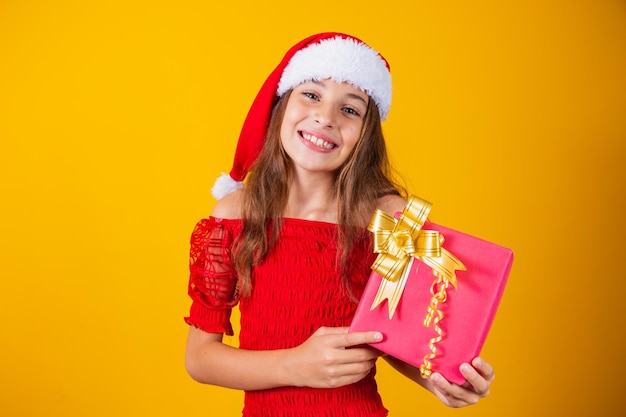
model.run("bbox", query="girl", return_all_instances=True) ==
[184,32,495,416]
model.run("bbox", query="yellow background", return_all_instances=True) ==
[1,1,625,416]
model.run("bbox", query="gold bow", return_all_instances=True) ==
[368,196,466,320]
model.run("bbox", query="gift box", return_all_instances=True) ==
[349,197,513,385]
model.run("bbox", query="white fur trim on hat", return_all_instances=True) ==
[211,173,244,200]
[277,36,392,120]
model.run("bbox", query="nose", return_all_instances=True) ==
[314,102,336,128]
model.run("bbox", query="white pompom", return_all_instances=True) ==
[211,173,244,200]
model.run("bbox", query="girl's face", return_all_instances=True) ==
[280,79,369,176]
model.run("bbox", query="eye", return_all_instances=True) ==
[302,91,319,101]
[342,106,361,117]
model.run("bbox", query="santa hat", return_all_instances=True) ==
[212,32,392,200]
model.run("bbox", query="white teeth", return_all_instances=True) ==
[302,133,335,149]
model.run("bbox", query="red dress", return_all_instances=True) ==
[185,217,388,417]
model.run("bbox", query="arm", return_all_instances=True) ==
[185,192,384,390]
[383,355,495,407]
[185,326,385,390]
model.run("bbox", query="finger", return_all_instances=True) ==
[337,358,378,375]
[341,331,383,348]
[336,346,384,366]
[324,365,375,388]
[314,327,383,347]
[459,363,490,397]
[430,373,480,407]
[313,327,383,348]
[332,358,378,383]
[472,357,495,381]
[313,354,378,389]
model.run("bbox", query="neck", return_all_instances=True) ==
[284,172,338,223]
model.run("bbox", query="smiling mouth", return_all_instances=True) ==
[300,132,336,150]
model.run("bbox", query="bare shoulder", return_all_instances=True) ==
[210,189,244,219]
[375,194,407,215]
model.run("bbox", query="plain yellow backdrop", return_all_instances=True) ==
[1,1,625,416]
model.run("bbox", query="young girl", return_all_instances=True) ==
[184,32,495,416]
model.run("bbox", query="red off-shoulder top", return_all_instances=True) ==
[185,217,388,417]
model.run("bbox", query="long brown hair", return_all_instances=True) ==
[233,89,405,297]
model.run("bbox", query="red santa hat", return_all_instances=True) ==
[212,32,392,200]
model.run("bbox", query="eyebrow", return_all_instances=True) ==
[346,93,369,107]
[310,79,369,106]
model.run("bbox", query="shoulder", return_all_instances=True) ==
[375,193,407,215]
[211,189,244,219]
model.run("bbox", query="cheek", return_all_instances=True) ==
[279,112,292,140]
[345,125,363,148]
[279,115,298,152]
[280,116,297,143]
[280,104,301,134]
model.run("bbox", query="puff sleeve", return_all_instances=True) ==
[184,218,240,335]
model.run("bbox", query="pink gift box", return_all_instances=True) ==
[349,221,513,385]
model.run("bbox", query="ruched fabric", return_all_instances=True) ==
[185,217,388,417]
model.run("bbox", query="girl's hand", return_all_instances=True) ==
[284,326,384,388]
[428,357,495,407]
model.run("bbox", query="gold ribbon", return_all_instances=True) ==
[367,196,467,377]
[418,276,451,378]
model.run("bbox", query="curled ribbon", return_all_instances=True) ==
[418,277,451,378]
[367,196,467,377]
